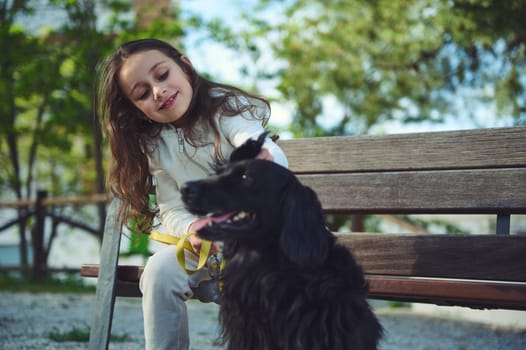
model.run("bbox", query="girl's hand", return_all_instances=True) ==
[188,218,220,255]
[256,148,274,161]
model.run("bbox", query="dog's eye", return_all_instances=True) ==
[241,173,254,185]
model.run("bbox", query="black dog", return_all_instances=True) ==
[181,134,382,350]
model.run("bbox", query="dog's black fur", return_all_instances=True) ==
[181,134,382,350]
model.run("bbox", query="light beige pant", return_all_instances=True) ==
[139,245,211,350]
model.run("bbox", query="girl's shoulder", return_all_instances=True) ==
[211,87,267,107]
[211,87,270,122]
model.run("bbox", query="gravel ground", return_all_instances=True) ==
[1,292,525,350]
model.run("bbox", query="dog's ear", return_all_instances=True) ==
[279,182,333,266]
[229,131,269,162]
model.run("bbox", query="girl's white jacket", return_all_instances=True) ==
[147,114,288,237]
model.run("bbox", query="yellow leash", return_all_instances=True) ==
[150,231,212,275]
[149,230,228,279]
[143,196,224,277]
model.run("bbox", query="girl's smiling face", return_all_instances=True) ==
[119,49,193,123]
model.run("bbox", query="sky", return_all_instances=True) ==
[180,1,248,82]
[179,0,294,133]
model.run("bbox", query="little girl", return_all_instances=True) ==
[96,38,288,349]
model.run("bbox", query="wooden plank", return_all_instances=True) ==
[83,234,526,283]
[0,193,109,208]
[338,234,526,281]
[117,265,145,282]
[84,234,526,283]
[279,126,526,173]
[81,259,526,310]
[366,275,526,310]
[81,265,208,299]
[87,199,122,350]
[1,266,80,274]
[80,264,100,278]
[43,193,109,206]
[81,264,144,283]
[115,281,142,298]
[83,265,526,310]
[299,168,526,214]
[80,263,526,310]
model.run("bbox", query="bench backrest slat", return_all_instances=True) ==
[299,168,526,214]
[279,126,526,173]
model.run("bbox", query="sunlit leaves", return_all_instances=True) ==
[59,58,75,77]
[221,0,526,136]
[2,0,189,200]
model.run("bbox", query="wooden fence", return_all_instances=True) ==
[0,190,109,278]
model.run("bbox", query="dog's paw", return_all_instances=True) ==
[229,132,269,162]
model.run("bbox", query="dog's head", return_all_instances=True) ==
[181,133,333,266]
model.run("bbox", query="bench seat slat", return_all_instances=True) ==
[80,264,526,310]
[367,275,526,310]
[82,232,526,283]
[299,168,526,213]
[81,264,144,282]
[280,126,526,174]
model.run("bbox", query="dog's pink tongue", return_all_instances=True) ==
[191,212,235,232]
[210,212,235,223]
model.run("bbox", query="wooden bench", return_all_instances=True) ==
[81,126,526,349]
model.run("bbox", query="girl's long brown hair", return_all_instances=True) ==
[96,38,269,233]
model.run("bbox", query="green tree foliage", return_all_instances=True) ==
[0,0,184,198]
[0,0,185,276]
[210,0,526,136]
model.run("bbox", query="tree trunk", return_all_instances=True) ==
[31,190,47,281]
[351,214,365,232]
